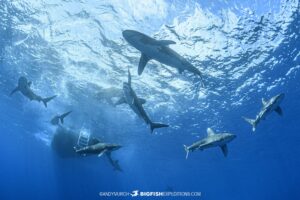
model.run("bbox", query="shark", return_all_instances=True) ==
[122,30,204,86]
[243,93,285,132]
[75,138,123,171]
[184,128,236,159]
[75,139,122,158]
[10,76,56,107]
[50,111,72,125]
[116,69,169,133]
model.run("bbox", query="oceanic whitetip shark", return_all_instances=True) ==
[116,69,169,133]
[184,128,236,159]
[75,138,123,172]
[122,30,204,86]
[243,93,285,132]
[10,76,56,107]
[75,139,122,157]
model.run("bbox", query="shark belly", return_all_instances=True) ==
[198,138,226,151]
[20,88,38,100]
[138,44,184,71]
[78,144,105,155]
[130,98,152,125]
[198,142,217,150]
[123,85,151,125]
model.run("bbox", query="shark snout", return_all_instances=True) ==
[122,30,137,40]
[112,144,122,151]
[18,76,28,86]
[224,134,236,143]
[277,93,285,101]
[229,134,237,141]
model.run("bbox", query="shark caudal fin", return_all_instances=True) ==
[60,111,72,124]
[138,53,150,75]
[242,117,256,132]
[150,122,169,133]
[42,95,57,108]
[183,145,189,159]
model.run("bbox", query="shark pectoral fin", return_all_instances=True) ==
[90,137,101,145]
[28,81,32,87]
[220,144,228,157]
[10,86,19,96]
[98,150,107,157]
[183,145,189,159]
[157,40,176,46]
[275,106,283,116]
[138,98,146,104]
[138,53,150,75]
[262,98,267,106]
[207,128,215,137]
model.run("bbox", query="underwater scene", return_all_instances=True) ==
[0,0,299,199]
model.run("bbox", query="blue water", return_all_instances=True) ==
[0,0,300,199]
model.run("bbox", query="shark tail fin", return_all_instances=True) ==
[150,122,169,133]
[184,145,189,159]
[60,111,72,124]
[242,117,256,132]
[42,95,57,108]
[10,86,19,96]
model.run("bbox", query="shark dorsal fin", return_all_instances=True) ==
[90,137,101,145]
[262,98,267,106]
[207,128,215,136]
[138,53,150,75]
[138,98,146,104]
[94,138,101,143]
[157,40,176,46]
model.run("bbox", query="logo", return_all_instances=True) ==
[99,190,202,198]
[130,190,139,197]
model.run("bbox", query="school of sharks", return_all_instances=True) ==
[10,30,285,171]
